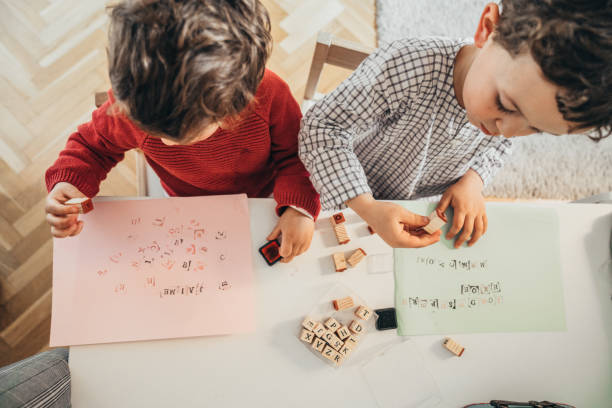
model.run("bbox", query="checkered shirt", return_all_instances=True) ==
[299,37,513,210]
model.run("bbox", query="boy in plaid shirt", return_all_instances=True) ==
[299,0,610,248]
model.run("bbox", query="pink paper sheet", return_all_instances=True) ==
[50,194,255,346]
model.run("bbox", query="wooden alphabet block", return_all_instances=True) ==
[349,320,365,335]
[330,213,350,245]
[312,337,326,352]
[423,210,447,234]
[443,337,465,357]
[332,296,354,311]
[313,322,326,337]
[332,253,347,272]
[322,345,343,366]
[347,248,366,267]
[331,212,346,224]
[338,342,353,357]
[332,223,350,245]
[300,329,315,344]
[324,317,340,331]
[355,305,373,321]
[336,325,351,340]
[301,316,317,331]
[65,197,94,214]
[344,335,359,349]
[323,331,343,350]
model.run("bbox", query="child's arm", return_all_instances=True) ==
[265,71,320,220]
[45,94,142,198]
[44,92,142,237]
[298,43,439,248]
[263,71,319,262]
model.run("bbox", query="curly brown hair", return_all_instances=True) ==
[494,0,612,139]
[107,0,272,141]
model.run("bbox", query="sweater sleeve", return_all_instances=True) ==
[44,91,144,197]
[264,71,321,220]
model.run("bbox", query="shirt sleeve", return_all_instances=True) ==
[298,41,421,210]
[265,72,321,220]
[44,91,143,197]
[468,136,513,187]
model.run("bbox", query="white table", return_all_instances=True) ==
[69,199,612,407]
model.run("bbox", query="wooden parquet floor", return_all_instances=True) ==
[0,0,376,367]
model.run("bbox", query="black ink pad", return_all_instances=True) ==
[374,307,397,331]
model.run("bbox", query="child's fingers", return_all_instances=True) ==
[396,229,441,248]
[468,216,485,246]
[46,212,78,230]
[46,199,79,217]
[483,214,488,234]
[455,215,474,248]
[266,225,281,241]
[436,193,451,214]
[51,222,79,238]
[446,211,466,239]
[398,209,430,228]
[279,239,293,259]
[69,221,84,237]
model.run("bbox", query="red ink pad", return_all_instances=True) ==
[259,239,282,266]
[332,212,346,224]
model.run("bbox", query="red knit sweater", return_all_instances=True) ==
[45,70,320,219]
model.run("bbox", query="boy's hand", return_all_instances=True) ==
[437,169,487,248]
[45,182,87,238]
[347,194,441,248]
[266,207,315,263]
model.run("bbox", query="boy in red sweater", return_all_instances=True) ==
[44,0,320,263]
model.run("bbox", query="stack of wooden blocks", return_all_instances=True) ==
[330,212,368,272]
[299,297,373,367]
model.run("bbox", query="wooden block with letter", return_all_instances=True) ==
[300,329,315,344]
[324,317,340,331]
[322,345,343,366]
[355,305,373,321]
[301,316,317,331]
[344,335,359,350]
[349,320,365,335]
[65,197,94,214]
[423,209,447,234]
[338,342,353,357]
[313,322,326,337]
[332,252,347,272]
[312,337,326,352]
[443,337,465,356]
[347,248,366,267]
[330,212,350,244]
[323,330,343,350]
[332,296,354,311]
[336,325,351,340]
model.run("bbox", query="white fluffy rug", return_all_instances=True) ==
[376,0,612,200]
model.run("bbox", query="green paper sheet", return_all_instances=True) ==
[394,202,566,335]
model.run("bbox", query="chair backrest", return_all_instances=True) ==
[303,32,374,104]
[95,92,108,108]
